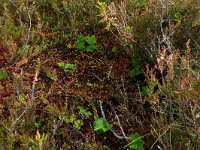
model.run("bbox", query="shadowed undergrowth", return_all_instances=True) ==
[0,0,199,149]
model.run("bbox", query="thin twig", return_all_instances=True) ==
[187,30,200,50]
[99,100,130,140]
[92,73,103,82]
[150,121,177,150]
[137,84,143,103]
[111,105,129,141]
[31,71,39,101]
[107,62,114,79]
[11,110,27,128]
[84,54,104,64]
[24,5,33,52]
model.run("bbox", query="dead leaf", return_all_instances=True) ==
[25,73,34,78]
[16,58,28,67]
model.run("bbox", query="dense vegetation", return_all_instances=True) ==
[0,0,199,149]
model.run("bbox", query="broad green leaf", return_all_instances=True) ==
[85,35,96,45]
[76,42,85,50]
[128,133,144,150]
[94,118,113,133]
[77,35,85,42]
[78,106,92,117]
[86,45,96,52]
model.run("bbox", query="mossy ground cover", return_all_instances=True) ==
[0,0,200,149]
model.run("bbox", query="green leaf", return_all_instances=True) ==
[112,47,117,53]
[57,62,65,67]
[86,82,93,87]
[135,0,147,7]
[85,35,96,45]
[43,66,57,81]
[0,70,8,80]
[57,62,76,73]
[18,46,25,55]
[127,133,144,150]
[74,119,84,130]
[129,66,141,78]
[64,64,75,70]
[70,114,76,122]
[76,35,86,50]
[0,85,3,93]
[141,86,148,96]
[105,21,111,30]
[86,45,96,53]
[78,106,92,117]
[76,42,85,50]
[77,35,85,43]
[62,114,76,124]
[30,138,38,148]
[94,118,113,133]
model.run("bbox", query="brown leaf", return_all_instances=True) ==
[16,58,28,67]
[25,73,34,78]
